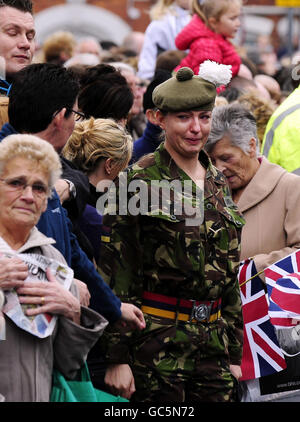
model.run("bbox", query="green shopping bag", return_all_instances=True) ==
[50,362,129,402]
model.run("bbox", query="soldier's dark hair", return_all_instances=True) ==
[0,0,33,14]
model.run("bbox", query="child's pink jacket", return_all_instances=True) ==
[175,15,241,77]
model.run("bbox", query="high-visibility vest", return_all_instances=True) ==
[261,86,300,175]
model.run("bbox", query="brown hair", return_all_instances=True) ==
[149,0,175,20]
[237,91,275,148]
[42,31,76,65]
[0,0,33,14]
[192,0,242,25]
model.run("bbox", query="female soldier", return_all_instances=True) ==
[99,63,245,402]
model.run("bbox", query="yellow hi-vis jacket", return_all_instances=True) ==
[261,85,300,175]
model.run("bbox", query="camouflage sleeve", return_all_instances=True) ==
[98,212,143,299]
[222,225,244,365]
[97,186,144,364]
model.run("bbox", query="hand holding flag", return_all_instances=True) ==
[238,258,286,380]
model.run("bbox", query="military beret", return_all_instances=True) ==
[152,61,232,112]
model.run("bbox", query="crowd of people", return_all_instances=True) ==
[1,0,300,403]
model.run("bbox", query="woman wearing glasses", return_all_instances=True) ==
[0,133,107,402]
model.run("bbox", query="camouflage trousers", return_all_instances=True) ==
[129,316,237,402]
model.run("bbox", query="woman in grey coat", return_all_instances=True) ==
[0,134,107,402]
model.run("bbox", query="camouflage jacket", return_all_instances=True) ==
[98,142,245,365]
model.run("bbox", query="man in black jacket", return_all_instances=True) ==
[1,62,145,331]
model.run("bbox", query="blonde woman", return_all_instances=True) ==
[62,117,133,261]
[137,0,192,80]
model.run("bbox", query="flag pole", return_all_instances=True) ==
[239,268,265,287]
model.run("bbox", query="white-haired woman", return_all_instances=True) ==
[205,103,300,274]
[205,102,300,402]
[0,134,107,402]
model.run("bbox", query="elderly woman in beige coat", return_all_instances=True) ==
[0,134,107,402]
[205,103,300,273]
[205,102,300,402]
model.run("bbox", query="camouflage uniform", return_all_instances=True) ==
[98,142,245,402]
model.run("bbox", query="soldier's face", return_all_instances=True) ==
[208,135,258,193]
[156,110,212,159]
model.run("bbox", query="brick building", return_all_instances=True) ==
[33,0,281,31]
[32,0,300,52]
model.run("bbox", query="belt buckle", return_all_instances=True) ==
[189,300,212,322]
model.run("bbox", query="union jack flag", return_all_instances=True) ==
[238,258,286,381]
[265,250,300,328]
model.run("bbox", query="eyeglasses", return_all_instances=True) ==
[52,109,86,122]
[67,109,86,122]
[0,177,48,198]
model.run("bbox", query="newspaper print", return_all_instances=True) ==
[3,253,73,338]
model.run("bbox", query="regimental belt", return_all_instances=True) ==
[141,291,222,323]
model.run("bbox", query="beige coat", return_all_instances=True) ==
[237,158,300,402]
[237,156,300,275]
[0,228,108,402]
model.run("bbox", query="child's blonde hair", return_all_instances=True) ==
[149,0,176,21]
[192,0,242,25]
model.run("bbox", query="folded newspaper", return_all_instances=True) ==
[2,253,73,338]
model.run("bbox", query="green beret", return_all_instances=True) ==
[152,67,216,112]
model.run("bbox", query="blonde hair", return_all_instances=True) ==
[0,134,62,194]
[192,0,242,25]
[62,118,133,175]
[150,0,175,20]
[0,97,9,128]
[237,91,275,149]
[42,31,76,63]
[215,96,228,108]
